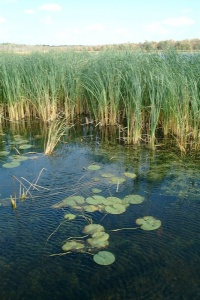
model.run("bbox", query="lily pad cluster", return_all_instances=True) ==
[52,193,144,215]
[10,135,33,150]
[2,154,28,168]
[61,223,112,263]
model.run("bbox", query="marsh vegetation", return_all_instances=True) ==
[0,49,200,153]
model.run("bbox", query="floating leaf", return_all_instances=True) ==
[92,231,109,241]
[15,139,29,145]
[124,172,137,179]
[86,195,105,205]
[110,177,126,184]
[63,195,85,205]
[62,240,84,252]
[64,213,76,220]
[101,173,114,178]
[93,251,115,265]
[0,151,10,156]
[92,188,102,194]
[87,238,109,248]
[19,144,32,150]
[136,216,161,231]
[84,205,99,212]
[105,203,126,214]
[124,194,144,204]
[88,165,101,170]
[3,161,20,168]
[102,197,122,205]
[10,155,28,162]
[83,224,105,235]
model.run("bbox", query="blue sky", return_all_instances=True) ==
[0,0,199,45]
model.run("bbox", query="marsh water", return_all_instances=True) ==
[0,122,200,300]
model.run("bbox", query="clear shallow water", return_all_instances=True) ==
[0,124,200,300]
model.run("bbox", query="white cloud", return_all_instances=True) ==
[39,4,61,12]
[0,16,6,23]
[163,16,195,26]
[40,15,53,25]
[24,9,35,15]
[145,22,169,34]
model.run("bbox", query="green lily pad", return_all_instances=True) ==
[62,240,84,252]
[101,173,114,178]
[110,177,126,184]
[136,216,161,230]
[15,139,29,145]
[0,151,10,156]
[124,194,144,204]
[84,205,99,212]
[102,197,122,205]
[92,188,102,194]
[83,224,105,235]
[86,195,105,205]
[124,172,137,179]
[93,251,115,265]
[63,195,85,206]
[2,161,20,168]
[88,165,101,170]
[105,203,126,214]
[19,144,32,150]
[64,213,76,220]
[10,155,28,162]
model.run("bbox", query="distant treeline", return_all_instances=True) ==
[0,39,200,53]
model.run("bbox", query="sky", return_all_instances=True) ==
[0,0,199,46]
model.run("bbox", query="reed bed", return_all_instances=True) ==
[0,49,200,152]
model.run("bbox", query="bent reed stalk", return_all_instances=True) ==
[0,49,200,152]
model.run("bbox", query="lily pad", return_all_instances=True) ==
[10,155,28,162]
[15,139,29,145]
[62,240,85,252]
[92,231,109,241]
[102,197,122,205]
[110,177,126,184]
[87,238,109,248]
[124,194,144,204]
[84,205,99,212]
[86,195,105,205]
[19,144,32,150]
[92,188,102,194]
[101,173,114,178]
[93,251,115,265]
[2,161,20,168]
[124,172,137,179]
[88,165,101,170]
[0,151,10,156]
[136,216,161,230]
[63,195,85,206]
[105,203,126,214]
[83,224,105,235]
[64,213,76,220]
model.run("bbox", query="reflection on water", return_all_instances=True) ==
[0,123,200,299]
